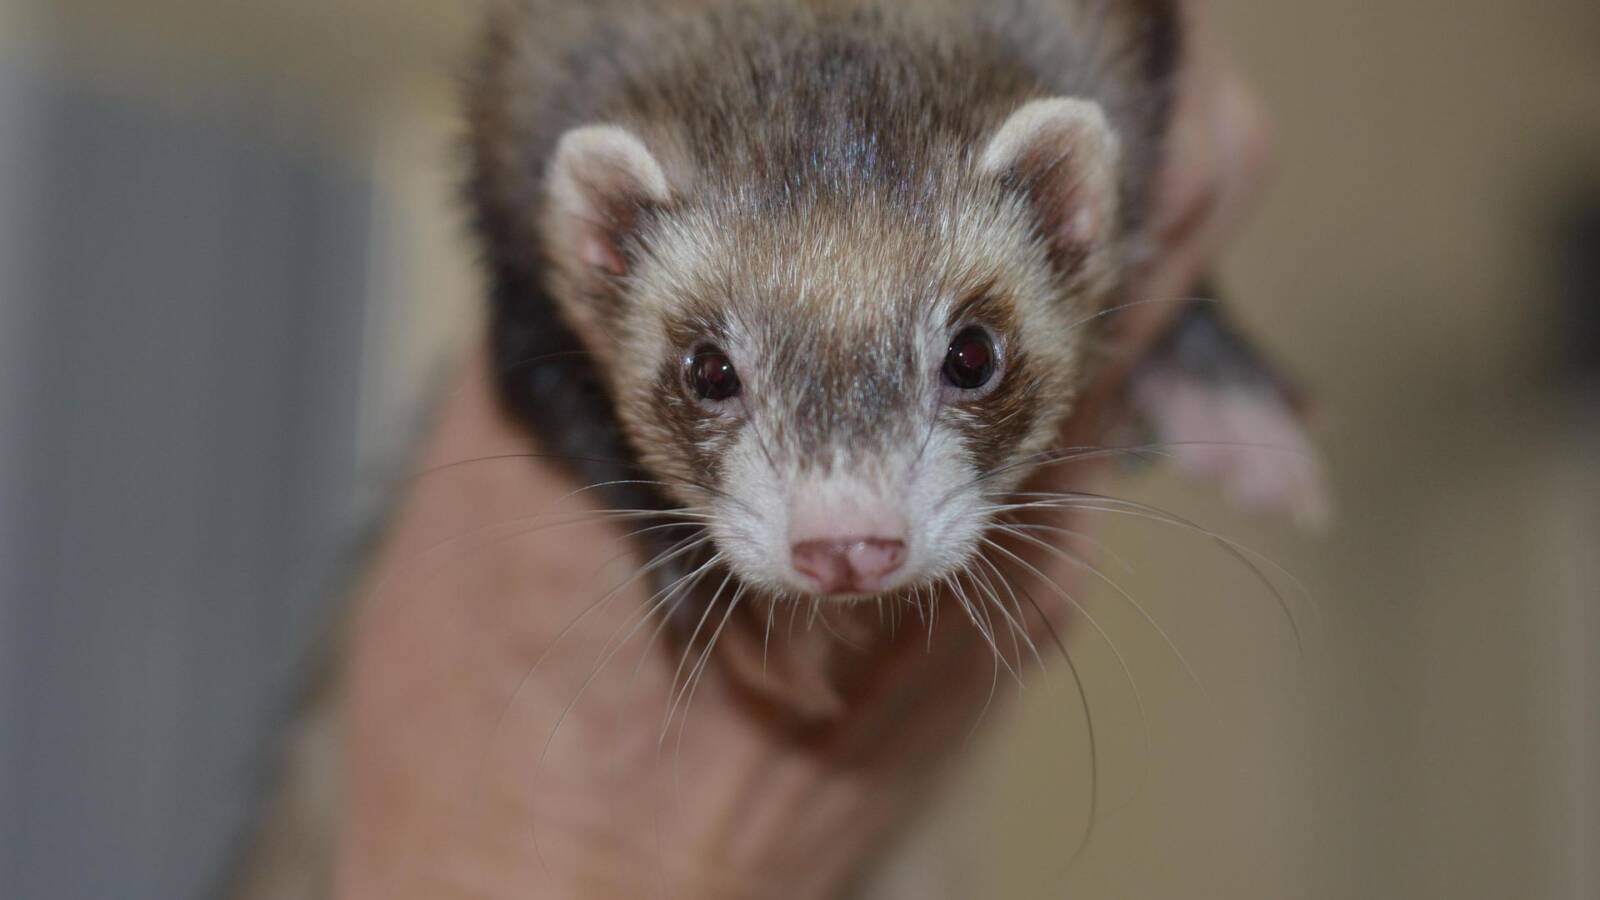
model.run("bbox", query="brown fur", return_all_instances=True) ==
[470,0,1180,514]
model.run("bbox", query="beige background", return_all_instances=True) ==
[10,1,1599,897]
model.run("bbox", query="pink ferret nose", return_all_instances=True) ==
[791,538,908,595]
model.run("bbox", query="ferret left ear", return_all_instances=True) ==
[546,124,672,281]
[982,97,1120,272]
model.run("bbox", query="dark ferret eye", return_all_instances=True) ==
[943,326,998,391]
[690,348,742,401]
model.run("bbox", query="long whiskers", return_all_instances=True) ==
[991,492,1316,649]
[988,522,1212,706]
[667,582,753,801]
[359,507,711,664]
[944,570,1022,685]
[1009,576,1103,874]
[977,536,1153,817]
[515,534,717,765]
[941,439,1323,513]
[953,568,1010,743]
[477,529,717,874]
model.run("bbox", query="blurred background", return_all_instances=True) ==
[1,1,1595,898]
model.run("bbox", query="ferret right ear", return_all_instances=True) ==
[982,98,1120,274]
[546,125,672,281]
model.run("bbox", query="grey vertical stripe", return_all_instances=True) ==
[0,67,370,900]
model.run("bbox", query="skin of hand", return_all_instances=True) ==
[333,9,1272,898]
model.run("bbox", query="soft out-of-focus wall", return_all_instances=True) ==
[0,2,480,898]
[0,6,46,890]
[963,2,1600,898]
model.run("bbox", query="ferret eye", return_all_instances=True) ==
[943,326,998,391]
[689,348,741,401]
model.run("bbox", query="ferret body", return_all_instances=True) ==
[233,2,1326,896]
[472,0,1181,602]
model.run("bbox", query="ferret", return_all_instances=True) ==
[471,0,1317,601]
[232,0,1324,895]
[474,0,1168,604]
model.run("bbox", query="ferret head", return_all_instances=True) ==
[540,98,1122,600]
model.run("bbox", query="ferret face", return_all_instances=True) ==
[542,100,1121,599]
[621,196,1084,598]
